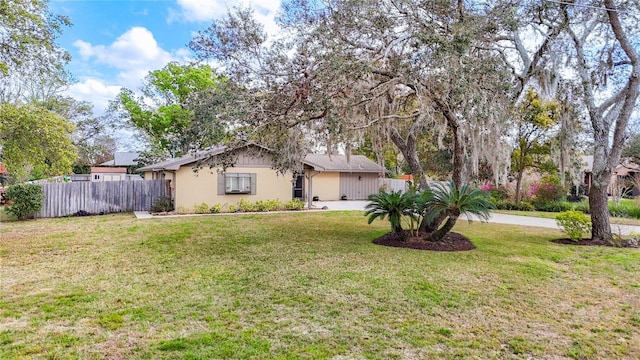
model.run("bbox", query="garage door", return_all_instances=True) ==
[339,173,380,200]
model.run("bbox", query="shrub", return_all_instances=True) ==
[530,175,565,203]
[284,198,305,210]
[194,202,210,214]
[480,182,510,202]
[209,204,222,213]
[421,181,495,242]
[532,200,573,213]
[149,196,174,213]
[4,184,44,220]
[255,199,282,212]
[365,190,418,234]
[176,206,190,214]
[609,200,640,219]
[237,199,256,212]
[493,200,535,211]
[572,201,590,214]
[556,210,591,241]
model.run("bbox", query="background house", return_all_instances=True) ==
[90,167,128,182]
[582,155,639,197]
[139,144,385,210]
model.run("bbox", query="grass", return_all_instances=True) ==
[2,211,640,359]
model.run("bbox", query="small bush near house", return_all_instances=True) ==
[149,196,174,213]
[194,202,210,214]
[556,210,591,241]
[255,199,282,212]
[176,206,190,214]
[238,199,257,212]
[209,204,222,213]
[284,198,305,210]
[4,184,44,220]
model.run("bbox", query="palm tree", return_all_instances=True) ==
[365,190,417,235]
[422,181,494,242]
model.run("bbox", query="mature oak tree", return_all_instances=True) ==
[561,0,640,243]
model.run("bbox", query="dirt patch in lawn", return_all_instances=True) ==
[550,238,640,248]
[372,231,476,251]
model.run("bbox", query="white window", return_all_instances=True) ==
[225,173,252,194]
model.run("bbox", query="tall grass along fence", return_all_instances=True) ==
[38,180,169,218]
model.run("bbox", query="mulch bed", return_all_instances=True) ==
[372,230,476,251]
[550,238,640,248]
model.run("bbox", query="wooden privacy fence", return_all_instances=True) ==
[380,178,408,193]
[38,180,170,218]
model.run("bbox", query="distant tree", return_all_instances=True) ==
[113,62,227,156]
[39,96,117,167]
[0,103,76,182]
[511,88,560,202]
[623,133,640,164]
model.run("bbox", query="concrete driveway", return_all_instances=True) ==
[313,200,640,236]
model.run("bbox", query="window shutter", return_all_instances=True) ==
[217,173,225,195]
[250,173,257,195]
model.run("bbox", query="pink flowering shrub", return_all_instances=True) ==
[529,176,565,203]
[480,182,510,202]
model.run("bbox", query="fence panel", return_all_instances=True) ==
[379,178,408,193]
[38,180,169,218]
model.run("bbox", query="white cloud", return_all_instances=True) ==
[72,27,177,73]
[67,79,121,114]
[170,0,282,36]
[67,26,192,113]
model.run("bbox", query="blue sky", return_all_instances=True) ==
[50,0,282,114]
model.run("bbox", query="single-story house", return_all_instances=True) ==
[90,167,128,182]
[582,155,640,197]
[138,143,385,210]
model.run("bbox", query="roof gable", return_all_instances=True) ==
[137,143,272,172]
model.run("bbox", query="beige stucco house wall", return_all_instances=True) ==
[175,165,293,209]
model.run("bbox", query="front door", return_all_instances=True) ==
[292,173,305,199]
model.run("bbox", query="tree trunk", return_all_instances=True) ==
[588,181,611,243]
[389,127,428,189]
[451,123,465,188]
[515,170,524,203]
[428,215,458,242]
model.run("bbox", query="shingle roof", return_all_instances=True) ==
[303,154,385,173]
[138,144,385,174]
[137,145,228,172]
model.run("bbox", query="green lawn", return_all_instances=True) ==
[2,212,640,359]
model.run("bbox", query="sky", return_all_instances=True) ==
[50,0,283,115]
